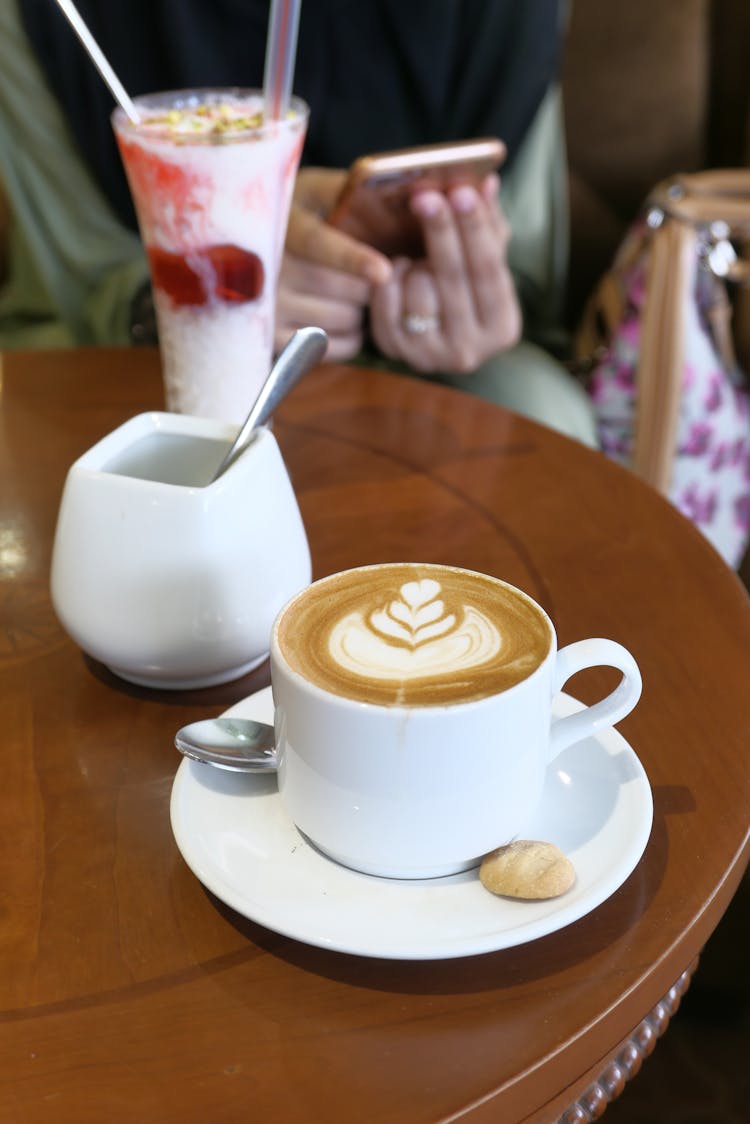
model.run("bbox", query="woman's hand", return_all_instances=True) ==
[368,176,522,374]
[275,167,391,360]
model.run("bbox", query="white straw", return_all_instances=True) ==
[262,0,302,121]
[53,0,141,123]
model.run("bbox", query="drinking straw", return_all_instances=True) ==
[53,0,141,123]
[262,0,302,121]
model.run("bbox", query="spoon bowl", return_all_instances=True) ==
[175,717,278,772]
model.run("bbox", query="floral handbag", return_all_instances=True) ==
[575,170,750,568]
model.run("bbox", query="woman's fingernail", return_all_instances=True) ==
[365,257,393,285]
[482,173,501,201]
[411,191,443,218]
[450,185,478,214]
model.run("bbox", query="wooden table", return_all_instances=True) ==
[1,347,748,1123]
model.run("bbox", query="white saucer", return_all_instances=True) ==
[170,687,653,960]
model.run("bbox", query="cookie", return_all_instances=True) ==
[479,840,575,900]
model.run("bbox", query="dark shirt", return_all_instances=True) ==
[19,0,562,231]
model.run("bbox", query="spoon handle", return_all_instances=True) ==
[212,326,328,481]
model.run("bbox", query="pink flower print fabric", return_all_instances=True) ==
[586,221,750,568]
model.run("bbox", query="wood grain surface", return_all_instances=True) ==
[0,347,748,1123]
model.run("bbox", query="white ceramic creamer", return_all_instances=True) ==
[51,411,311,689]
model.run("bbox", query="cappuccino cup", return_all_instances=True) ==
[270,563,642,879]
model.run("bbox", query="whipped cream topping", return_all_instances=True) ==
[328,579,502,681]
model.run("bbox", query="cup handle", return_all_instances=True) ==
[549,638,642,761]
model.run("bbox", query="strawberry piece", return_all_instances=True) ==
[208,244,265,302]
[146,244,264,307]
[147,248,205,306]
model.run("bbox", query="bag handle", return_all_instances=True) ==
[627,171,750,490]
[632,216,696,490]
[651,171,750,232]
[577,169,750,492]
[671,169,750,197]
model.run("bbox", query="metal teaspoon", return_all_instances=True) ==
[211,325,328,482]
[175,717,278,772]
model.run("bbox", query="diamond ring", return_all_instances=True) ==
[402,313,439,335]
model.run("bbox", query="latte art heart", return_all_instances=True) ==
[370,579,456,646]
[275,563,552,706]
[330,580,501,680]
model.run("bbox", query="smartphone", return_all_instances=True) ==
[327,137,506,256]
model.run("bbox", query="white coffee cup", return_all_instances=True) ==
[270,563,642,879]
[51,411,311,689]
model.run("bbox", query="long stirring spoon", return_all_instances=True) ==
[211,326,328,482]
[53,0,141,122]
[175,717,278,772]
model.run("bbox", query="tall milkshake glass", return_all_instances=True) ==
[113,89,308,422]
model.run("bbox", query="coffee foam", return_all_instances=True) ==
[276,564,551,706]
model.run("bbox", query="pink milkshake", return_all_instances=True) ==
[113,89,308,422]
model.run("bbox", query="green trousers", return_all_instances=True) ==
[361,339,598,448]
[427,340,598,448]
